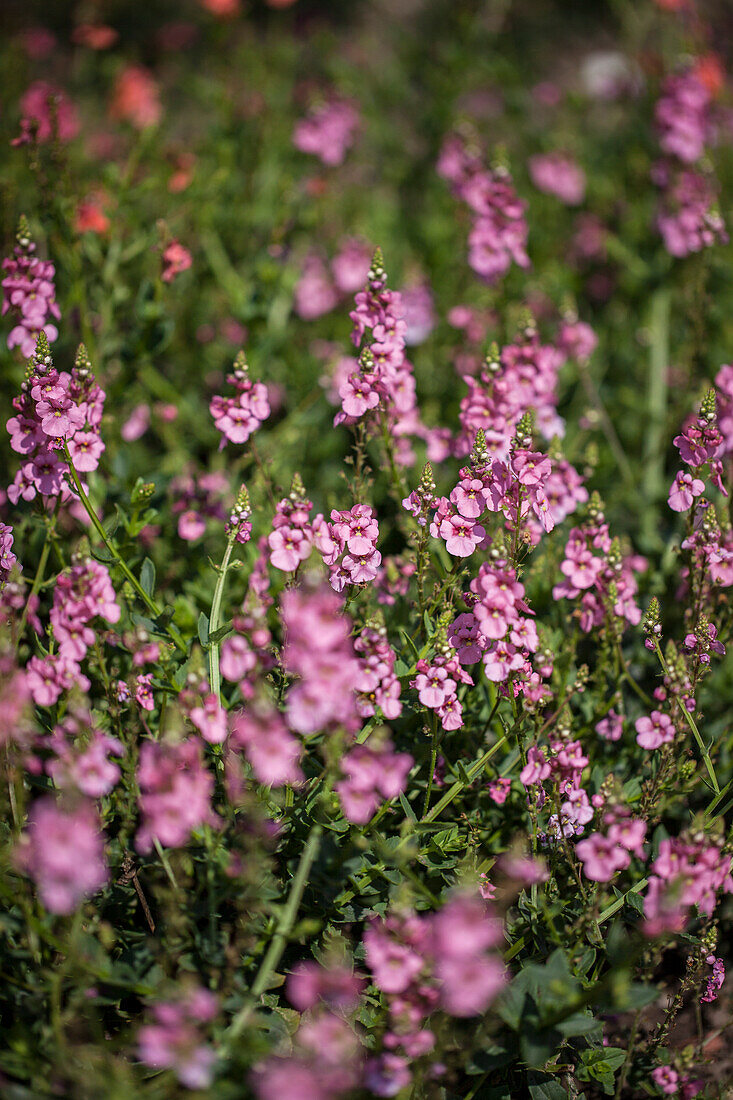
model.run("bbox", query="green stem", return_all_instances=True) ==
[223,823,323,1049]
[16,498,62,646]
[422,713,439,818]
[653,641,719,794]
[63,446,187,654]
[422,737,507,823]
[208,534,236,701]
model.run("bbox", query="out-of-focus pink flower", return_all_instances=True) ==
[161,241,192,284]
[75,197,111,235]
[200,0,241,14]
[111,66,162,129]
[72,24,119,49]
[121,404,151,442]
[529,153,586,205]
[15,797,108,914]
[20,82,80,144]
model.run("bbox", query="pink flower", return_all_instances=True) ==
[635,710,675,750]
[136,739,218,853]
[596,709,623,741]
[110,66,162,129]
[652,1065,680,1095]
[668,470,705,512]
[293,99,359,166]
[161,240,192,284]
[575,832,630,882]
[139,986,217,1089]
[529,153,585,205]
[519,746,551,786]
[229,704,303,787]
[18,82,79,143]
[15,797,107,913]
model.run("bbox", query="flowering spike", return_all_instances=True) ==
[16,214,33,251]
[368,247,386,286]
[233,349,250,379]
[226,484,252,544]
[700,388,717,425]
[512,410,534,450]
[289,472,307,502]
[484,342,501,375]
[586,491,604,522]
[358,346,375,373]
[470,428,490,469]
[33,331,53,373]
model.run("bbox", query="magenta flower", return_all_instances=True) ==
[635,710,675,750]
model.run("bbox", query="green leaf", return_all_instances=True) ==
[398,792,417,821]
[198,612,210,649]
[208,621,233,644]
[527,1071,569,1099]
[140,557,156,597]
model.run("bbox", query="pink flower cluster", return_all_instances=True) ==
[14,81,79,146]
[521,737,594,841]
[171,469,228,541]
[161,239,192,284]
[230,700,303,787]
[7,340,106,506]
[48,719,123,798]
[700,955,725,1004]
[2,222,61,357]
[575,812,646,882]
[459,328,567,457]
[138,986,217,1089]
[267,479,333,573]
[411,650,472,731]
[438,133,529,284]
[336,737,412,823]
[292,99,359,166]
[254,1005,363,1100]
[136,739,218,854]
[552,510,644,633]
[528,152,586,205]
[656,166,728,258]
[15,796,108,914]
[655,71,710,164]
[294,239,372,321]
[362,894,505,1090]
[281,581,360,735]
[644,835,733,937]
[26,556,119,708]
[452,557,533,678]
[323,504,381,590]
[338,252,417,435]
[0,522,18,585]
[653,70,727,257]
[210,350,270,448]
[354,625,402,720]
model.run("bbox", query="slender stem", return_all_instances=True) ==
[63,445,187,654]
[422,713,440,818]
[208,534,236,701]
[422,737,507,823]
[653,641,719,794]
[16,498,62,646]
[223,823,323,1048]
